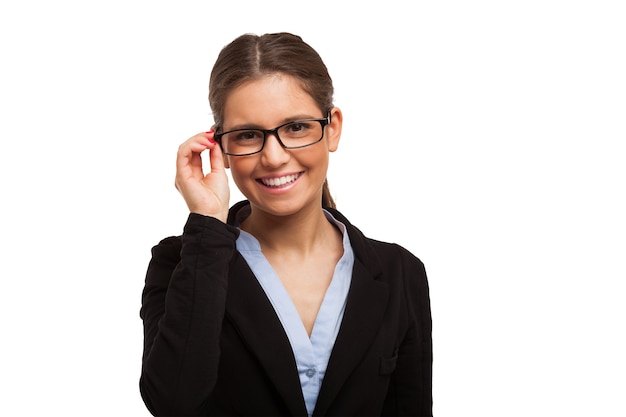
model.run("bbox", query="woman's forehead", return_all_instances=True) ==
[222,74,320,127]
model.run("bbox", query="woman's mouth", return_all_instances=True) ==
[258,172,302,188]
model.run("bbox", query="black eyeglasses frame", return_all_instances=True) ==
[213,115,331,156]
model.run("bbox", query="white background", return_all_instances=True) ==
[1,1,625,416]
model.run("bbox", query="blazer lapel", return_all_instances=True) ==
[225,256,308,416]
[314,257,389,415]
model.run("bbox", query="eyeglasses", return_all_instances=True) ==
[214,115,330,156]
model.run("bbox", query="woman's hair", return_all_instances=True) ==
[208,32,337,209]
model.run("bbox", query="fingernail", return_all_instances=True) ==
[205,130,214,134]
[208,137,216,144]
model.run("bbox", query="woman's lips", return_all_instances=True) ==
[257,172,302,188]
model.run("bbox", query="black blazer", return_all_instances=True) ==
[140,201,432,416]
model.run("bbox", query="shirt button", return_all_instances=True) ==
[305,368,316,378]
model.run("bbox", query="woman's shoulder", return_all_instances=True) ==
[327,207,425,268]
[364,235,426,273]
[152,235,182,256]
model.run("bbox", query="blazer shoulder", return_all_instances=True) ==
[365,238,427,280]
[150,235,183,265]
[326,206,426,273]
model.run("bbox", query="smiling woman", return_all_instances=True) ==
[139,32,432,417]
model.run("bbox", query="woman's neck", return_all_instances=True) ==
[240,204,339,256]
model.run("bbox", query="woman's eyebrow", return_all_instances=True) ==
[223,114,321,131]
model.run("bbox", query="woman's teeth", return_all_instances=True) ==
[261,173,300,187]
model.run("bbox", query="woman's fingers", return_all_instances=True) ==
[206,134,225,174]
[174,132,230,221]
[176,133,211,183]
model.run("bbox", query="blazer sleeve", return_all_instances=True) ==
[139,213,239,416]
[383,245,433,416]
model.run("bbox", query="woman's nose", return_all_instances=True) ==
[260,133,290,166]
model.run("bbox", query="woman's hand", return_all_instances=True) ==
[175,131,230,223]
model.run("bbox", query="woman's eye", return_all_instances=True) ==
[287,122,310,132]
[234,130,262,141]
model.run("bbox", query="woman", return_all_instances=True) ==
[140,32,432,416]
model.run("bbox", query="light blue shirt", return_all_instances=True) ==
[235,208,354,416]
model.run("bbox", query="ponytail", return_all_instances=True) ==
[321,178,336,209]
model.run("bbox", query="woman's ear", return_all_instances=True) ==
[327,107,342,152]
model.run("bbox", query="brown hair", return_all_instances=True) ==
[208,32,337,209]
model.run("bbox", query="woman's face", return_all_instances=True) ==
[222,74,342,217]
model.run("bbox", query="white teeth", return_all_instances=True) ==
[262,174,299,187]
